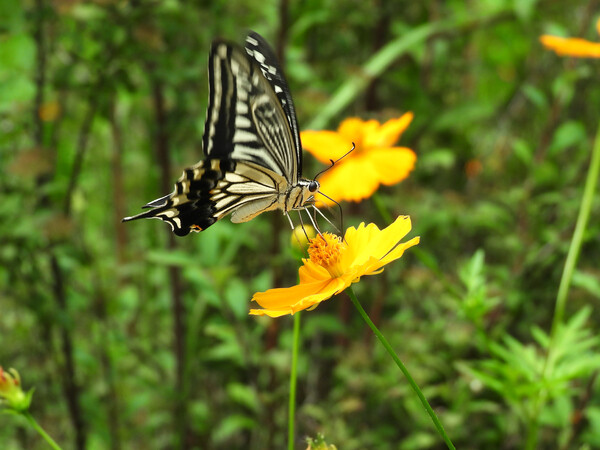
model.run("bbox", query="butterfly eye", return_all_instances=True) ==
[308,180,319,193]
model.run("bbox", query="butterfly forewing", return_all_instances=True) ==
[203,40,298,184]
[244,32,303,180]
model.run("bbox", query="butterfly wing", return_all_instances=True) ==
[123,33,302,236]
[122,159,288,236]
[244,32,302,181]
[203,36,299,184]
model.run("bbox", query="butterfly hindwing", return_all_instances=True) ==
[123,159,291,236]
[203,39,298,184]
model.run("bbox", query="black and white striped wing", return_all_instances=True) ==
[123,32,304,237]
[203,36,300,184]
[244,32,302,181]
[122,159,287,236]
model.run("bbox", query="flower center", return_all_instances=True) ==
[308,233,346,277]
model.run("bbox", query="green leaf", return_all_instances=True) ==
[212,414,256,443]
[512,138,533,166]
[513,0,539,21]
[0,77,35,110]
[521,84,548,109]
[548,120,587,155]
[0,33,35,72]
[419,148,456,172]
[571,271,600,299]
[224,278,250,320]
[226,382,260,413]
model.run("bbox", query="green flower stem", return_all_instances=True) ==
[551,119,600,337]
[526,120,600,450]
[347,287,455,450]
[288,311,301,450]
[22,412,62,450]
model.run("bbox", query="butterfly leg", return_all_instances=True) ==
[303,207,325,239]
[295,210,310,241]
[311,205,341,234]
[284,211,295,230]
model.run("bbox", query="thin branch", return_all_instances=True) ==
[50,256,87,450]
[64,104,96,215]
[33,0,46,147]
[151,78,188,448]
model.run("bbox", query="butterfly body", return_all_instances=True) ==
[124,32,318,236]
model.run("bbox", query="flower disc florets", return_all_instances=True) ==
[307,233,345,277]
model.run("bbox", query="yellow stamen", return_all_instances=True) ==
[308,233,346,277]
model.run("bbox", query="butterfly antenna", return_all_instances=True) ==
[312,142,356,181]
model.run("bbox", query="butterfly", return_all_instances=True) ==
[123,32,320,236]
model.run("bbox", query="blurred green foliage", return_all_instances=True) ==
[2,0,600,449]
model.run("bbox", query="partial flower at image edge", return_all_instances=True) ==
[540,17,600,58]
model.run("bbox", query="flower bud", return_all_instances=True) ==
[290,225,316,252]
[0,367,32,412]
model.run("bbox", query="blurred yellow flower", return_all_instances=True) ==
[301,113,416,206]
[0,367,31,412]
[38,101,61,122]
[250,216,419,317]
[540,18,600,58]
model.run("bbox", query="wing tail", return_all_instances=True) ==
[122,160,225,236]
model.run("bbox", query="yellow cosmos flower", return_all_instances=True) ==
[540,18,600,58]
[301,113,416,206]
[249,216,419,317]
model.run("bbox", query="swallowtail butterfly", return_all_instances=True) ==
[123,32,319,236]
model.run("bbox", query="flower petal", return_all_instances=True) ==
[341,216,414,271]
[301,130,353,165]
[337,117,372,143]
[363,113,413,148]
[252,281,328,310]
[249,308,298,318]
[315,155,380,205]
[290,277,347,313]
[357,236,421,276]
[368,216,413,259]
[250,277,347,316]
[379,236,421,266]
[299,260,332,284]
[365,147,416,185]
[540,35,600,58]
[341,222,381,267]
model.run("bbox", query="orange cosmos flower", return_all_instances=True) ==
[540,18,600,58]
[301,113,416,206]
[249,216,419,317]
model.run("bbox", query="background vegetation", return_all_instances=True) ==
[2,0,600,448]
